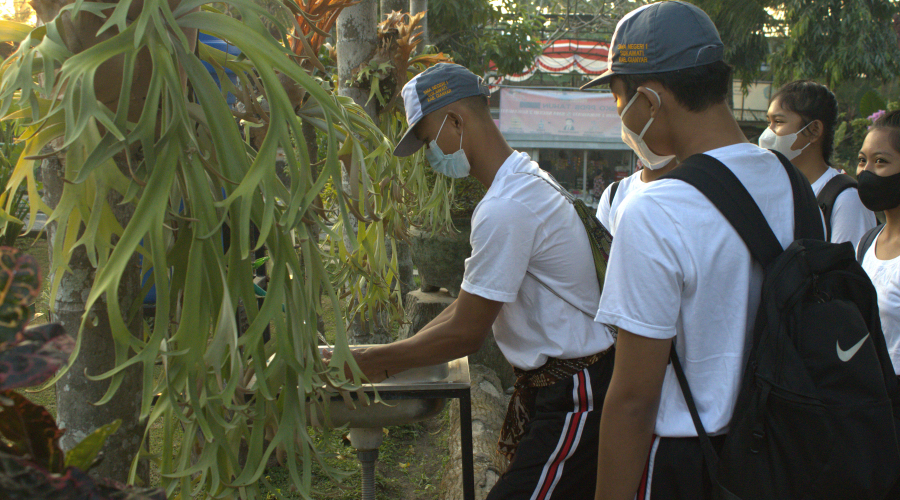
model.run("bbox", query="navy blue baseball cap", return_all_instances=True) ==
[394,63,491,157]
[581,1,724,90]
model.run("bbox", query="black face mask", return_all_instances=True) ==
[857,170,900,212]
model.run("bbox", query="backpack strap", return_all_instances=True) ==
[659,150,824,483]
[669,344,721,480]
[608,180,620,207]
[515,171,613,290]
[816,173,857,241]
[778,150,827,242]
[857,224,884,264]
[663,154,781,265]
[661,150,824,267]
[525,270,596,318]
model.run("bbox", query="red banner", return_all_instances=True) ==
[499,88,621,140]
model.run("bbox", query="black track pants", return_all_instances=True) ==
[486,349,615,500]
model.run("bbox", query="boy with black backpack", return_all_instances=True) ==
[587,3,900,500]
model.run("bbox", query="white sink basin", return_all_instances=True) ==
[310,347,468,429]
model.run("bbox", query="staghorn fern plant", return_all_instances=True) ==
[0,118,29,246]
[0,0,415,497]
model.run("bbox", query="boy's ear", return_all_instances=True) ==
[448,110,465,131]
[636,85,663,117]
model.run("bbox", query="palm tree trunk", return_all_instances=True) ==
[337,0,378,117]
[337,0,392,345]
[43,151,145,484]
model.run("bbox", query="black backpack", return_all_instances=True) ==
[608,180,621,207]
[816,173,878,242]
[816,173,858,242]
[857,224,885,264]
[662,151,900,500]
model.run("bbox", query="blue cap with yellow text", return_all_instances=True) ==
[581,1,724,90]
[394,63,491,157]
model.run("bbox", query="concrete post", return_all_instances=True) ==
[410,0,428,52]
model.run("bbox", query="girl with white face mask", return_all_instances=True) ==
[762,80,875,244]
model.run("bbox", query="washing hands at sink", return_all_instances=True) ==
[320,345,390,384]
[320,290,499,386]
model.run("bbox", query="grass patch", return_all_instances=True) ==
[262,293,451,499]
[261,411,451,500]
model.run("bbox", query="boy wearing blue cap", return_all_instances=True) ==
[585,2,803,499]
[346,63,617,499]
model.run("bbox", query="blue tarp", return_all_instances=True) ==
[199,33,241,105]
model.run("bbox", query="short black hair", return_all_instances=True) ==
[771,80,840,162]
[458,94,492,120]
[870,109,900,155]
[617,60,732,112]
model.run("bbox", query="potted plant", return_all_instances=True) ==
[410,173,486,297]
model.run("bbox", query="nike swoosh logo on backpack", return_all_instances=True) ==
[837,334,870,362]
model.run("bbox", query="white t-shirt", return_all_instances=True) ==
[810,167,876,245]
[595,143,796,438]
[462,151,615,370]
[595,169,648,235]
[860,227,900,375]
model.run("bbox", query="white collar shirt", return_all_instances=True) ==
[462,151,615,370]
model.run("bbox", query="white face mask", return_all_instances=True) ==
[620,88,675,170]
[757,122,812,161]
[424,114,471,179]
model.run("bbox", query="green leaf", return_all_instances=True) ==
[0,0,416,496]
[833,120,848,148]
[859,90,887,118]
[64,419,121,471]
[0,20,33,43]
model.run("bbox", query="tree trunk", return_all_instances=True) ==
[397,289,454,340]
[302,119,326,335]
[410,0,428,52]
[337,0,388,345]
[337,0,378,118]
[44,150,146,484]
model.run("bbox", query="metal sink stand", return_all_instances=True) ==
[335,357,475,500]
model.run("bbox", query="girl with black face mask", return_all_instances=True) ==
[857,109,900,378]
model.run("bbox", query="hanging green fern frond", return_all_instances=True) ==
[0,0,412,496]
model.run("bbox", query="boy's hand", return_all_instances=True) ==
[321,347,389,383]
